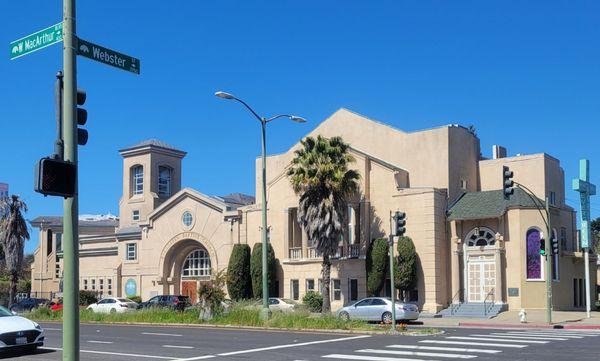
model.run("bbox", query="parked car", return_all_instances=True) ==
[251,298,297,312]
[137,295,190,311]
[50,299,63,312]
[0,305,44,352]
[9,298,50,313]
[336,297,419,323]
[185,299,232,313]
[87,297,138,314]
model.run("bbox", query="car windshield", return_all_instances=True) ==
[118,298,132,303]
[0,306,14,317]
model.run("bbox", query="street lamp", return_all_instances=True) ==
[215,90,306,318]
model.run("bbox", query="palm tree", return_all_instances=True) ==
[0,195,30,306]
[287,135,360,313]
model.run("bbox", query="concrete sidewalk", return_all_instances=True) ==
[415,310,600,329]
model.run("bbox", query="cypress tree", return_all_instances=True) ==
[226,244,252,300]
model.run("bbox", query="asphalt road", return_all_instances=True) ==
[5,323,600,361]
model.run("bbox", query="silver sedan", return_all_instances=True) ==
[336,297,419,323]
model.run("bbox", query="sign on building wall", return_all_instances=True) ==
[125,279,137,297]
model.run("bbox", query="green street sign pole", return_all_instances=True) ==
[545,197,552,325]
[62,0,80,359]
[9,22,63,60]
[388,235,397,334]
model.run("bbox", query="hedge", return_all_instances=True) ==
[250,243,277,298]
[394,236,417,298]
[226,244,252,300]
[366,238,388,296]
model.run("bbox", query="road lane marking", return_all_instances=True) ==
[518,331,598,337]
[479,334,568,340]
[142,332,183,337]
[43,328,62,331]
[357,349,477,359]
[324,355,437,361]
[496,332,583,339]
[163,345,195,349]
[41,347,176,359]
[446,336,547,344]
[173,335,371,361]
[420,340,526,348]
[87,340,114,344]
[387,345,501,354]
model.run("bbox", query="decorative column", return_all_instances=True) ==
[283,208,290,259]
[449,220,462,303]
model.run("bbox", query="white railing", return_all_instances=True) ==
[289,247,302,260]
[332,246,344,259]
[307,247,321,259]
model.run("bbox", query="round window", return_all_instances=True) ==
[182,211,193,227]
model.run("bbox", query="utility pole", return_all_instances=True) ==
[62,0,80,359]
[545,197,552,325]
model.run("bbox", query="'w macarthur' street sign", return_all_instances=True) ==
[10,22,63,60]
[77,38,140,75]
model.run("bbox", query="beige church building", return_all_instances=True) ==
[31,109,596,315]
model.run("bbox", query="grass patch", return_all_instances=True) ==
[26,304,375,331]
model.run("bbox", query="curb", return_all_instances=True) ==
[458,322,600,330]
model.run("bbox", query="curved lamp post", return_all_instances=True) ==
[215,91,305,318]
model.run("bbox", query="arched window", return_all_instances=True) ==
[466,227,495,247]
[131,165,144,196]
[526,228,542,280]
[158,166,172,197]
[181,249,211,278]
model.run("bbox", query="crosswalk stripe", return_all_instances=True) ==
[323,354,435,361]
[357,349,477,359]
[497,332,584,339]
[477,334,568,341]
[420,340,526,348]
[387,345,501,354]
[446,337,548,344]
[524,331,599,336]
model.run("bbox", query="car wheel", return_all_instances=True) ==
[110,308,117,314]
[339,311,350,321]
[382,311,393,324]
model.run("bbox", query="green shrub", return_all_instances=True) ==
[79,290,98,306]
[595,300,600,311]
[128,296,142,304]
[250,243,277,298]
[366,238,388,296]
[394,236,418,300]
[226,244,252,300]
[302,291,323,313]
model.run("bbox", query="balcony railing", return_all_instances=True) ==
[307,247,320,259]
[348,244,360,258]
[289,247,302,260]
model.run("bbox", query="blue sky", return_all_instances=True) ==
[1,1,598,254]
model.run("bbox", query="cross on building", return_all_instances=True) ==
[573,159,596,249]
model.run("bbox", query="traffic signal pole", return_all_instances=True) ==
[545,197,553,325]
[62,0,80,359]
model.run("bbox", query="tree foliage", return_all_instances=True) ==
[0,195,30,306]
[366,238,388,296]
[393,236,418,300]
[198,269,227,318]
[302,291,323,313]
[250,242,277,299]
[287,135,360,313]
[592,217,600,255]
[226,244,252,300]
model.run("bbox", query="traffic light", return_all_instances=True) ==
[77,89,88,145]
[539,235,546,256]
[551,234,559,256]
[503,166,514,200]
[393,211,406,237]
[34,157,76,198]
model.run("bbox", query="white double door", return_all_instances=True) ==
[467,259,496,303]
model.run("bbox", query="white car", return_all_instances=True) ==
[0,306,44,351]
[87,297,138,313]
[267,298,297,312]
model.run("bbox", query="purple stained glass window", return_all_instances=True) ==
[526,229,542,279]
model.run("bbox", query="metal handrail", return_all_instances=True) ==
[483,288,496,316]
[450,288,464,315]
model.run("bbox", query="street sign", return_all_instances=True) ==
[77,38,140,74]
[10,22,63,60]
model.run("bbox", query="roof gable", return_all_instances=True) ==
[145,188,227,225]
[447,188,542,221]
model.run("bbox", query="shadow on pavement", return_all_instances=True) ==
[0,347,56,359]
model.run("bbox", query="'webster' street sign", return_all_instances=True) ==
[77,38,140,75]
[10,23,63,60]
